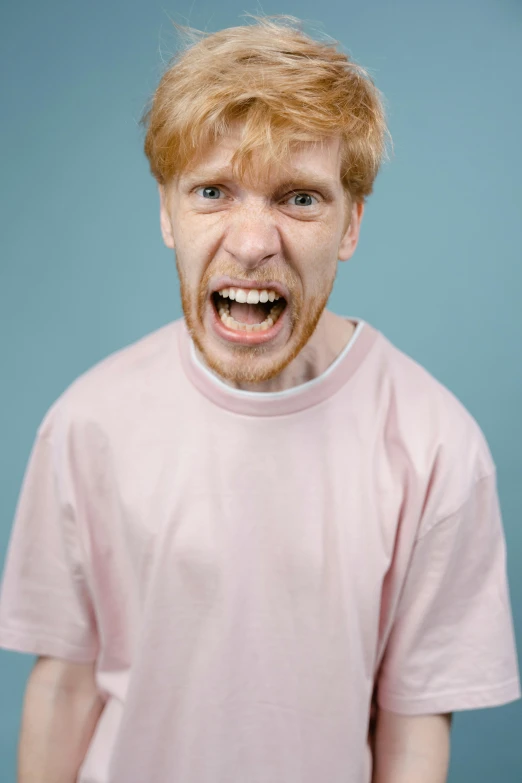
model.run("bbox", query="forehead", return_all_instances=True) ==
[178,129,343,191]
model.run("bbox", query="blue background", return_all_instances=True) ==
[1,0,521,779]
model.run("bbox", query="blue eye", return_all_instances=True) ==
[289,193,316,207]
[198,186,222,199]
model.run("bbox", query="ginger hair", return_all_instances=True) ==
[140,16,391,202]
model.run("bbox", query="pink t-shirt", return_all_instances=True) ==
[0,316,520,783]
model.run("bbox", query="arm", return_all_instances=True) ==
[18,656,105,783]
[372,707,452,783]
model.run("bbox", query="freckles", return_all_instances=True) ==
[293,224,336,257]
[182,215,223,253]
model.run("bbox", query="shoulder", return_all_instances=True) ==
[366,325,495,524]
[37,319,185,444]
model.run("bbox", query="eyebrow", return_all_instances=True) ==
[181,167,339,199]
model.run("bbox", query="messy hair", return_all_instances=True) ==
[140,16,391,202]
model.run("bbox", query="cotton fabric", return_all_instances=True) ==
[0,316,519,783]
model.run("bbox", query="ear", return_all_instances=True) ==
[158,184,175,250]
[338,201,364,262]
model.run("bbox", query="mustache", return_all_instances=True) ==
[201,268,298,289]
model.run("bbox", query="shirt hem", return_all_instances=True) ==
[0,625,98,663]
[377,678,522,715]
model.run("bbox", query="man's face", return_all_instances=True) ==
[159,128,364,385]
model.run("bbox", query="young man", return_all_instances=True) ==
[0,17,519,783]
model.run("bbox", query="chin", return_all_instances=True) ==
[184,297,328,387]
[188,316,294,385]
[200,345,297,386]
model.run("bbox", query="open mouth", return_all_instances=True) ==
[211,287,287,333]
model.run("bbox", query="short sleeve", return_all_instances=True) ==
[0,414,99,662]
[377,471,521,715]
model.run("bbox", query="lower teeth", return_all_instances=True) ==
[216,300,284,332]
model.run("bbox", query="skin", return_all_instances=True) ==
[159,126,364,391]
[18,657,104,782]
[372,710,452,782]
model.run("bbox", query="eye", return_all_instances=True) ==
[196,186,223,200]
[287,192,317,207]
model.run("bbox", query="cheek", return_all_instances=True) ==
[175,215,224,268]
[292,226,340,277]
[174,235,208,278]
[291,214,341,252]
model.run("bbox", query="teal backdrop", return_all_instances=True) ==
[1,0,521,779]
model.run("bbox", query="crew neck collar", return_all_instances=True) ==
[177,316,379,416]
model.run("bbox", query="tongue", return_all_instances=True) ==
[230,301,268,324]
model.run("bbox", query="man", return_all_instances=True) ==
[0,16,519,783]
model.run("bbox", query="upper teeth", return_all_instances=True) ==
[217,287,281,304]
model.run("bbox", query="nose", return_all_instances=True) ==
[222,206,282,270]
